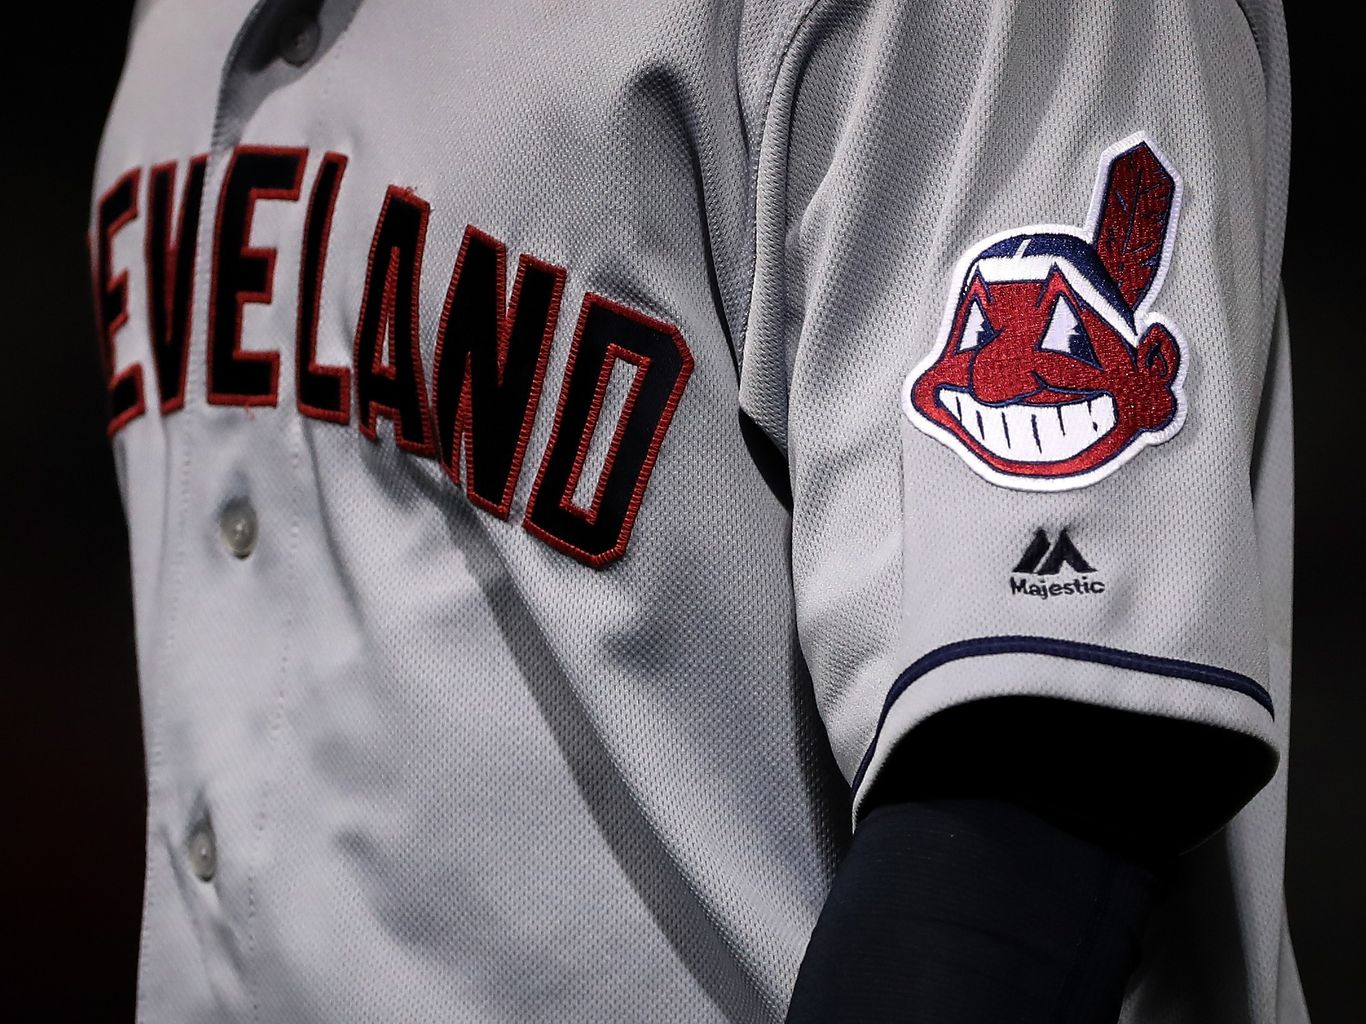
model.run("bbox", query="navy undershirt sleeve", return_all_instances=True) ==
[784,796,1165,1024]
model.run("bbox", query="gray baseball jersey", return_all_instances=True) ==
[92,0,1305,1020]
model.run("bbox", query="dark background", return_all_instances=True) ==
[3,5,1360,1020]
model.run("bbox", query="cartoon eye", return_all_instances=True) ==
[1038,295,1099,366]
[958,300,999,351]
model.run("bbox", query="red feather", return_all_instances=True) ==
[1091,143,1176,311]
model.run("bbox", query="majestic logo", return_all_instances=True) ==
[903,134,1188,490]
[1009,528,1105,600]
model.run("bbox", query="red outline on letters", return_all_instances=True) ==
[431,224,566,519]
[352,185,437,457]
[524,294,694,569]
[95,167,145,435]
[205,144,308,407]
[296,151,351,424]
[144,154,207,414]
[560,344,650,524]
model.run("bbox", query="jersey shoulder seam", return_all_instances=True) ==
[733,0,848,380]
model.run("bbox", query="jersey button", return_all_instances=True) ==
[276,12,320,67]
[187,824,217,882]
[220,498,258,559]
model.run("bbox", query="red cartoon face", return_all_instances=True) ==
[908,263,1181,483]
[903,135,1189,490]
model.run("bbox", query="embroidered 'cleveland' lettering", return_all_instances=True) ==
[207,145,307,406]
[296,151,351,424]
[90,145,694,569]
[353,186,437,456]
[93,168,145,435]
[524,296,694,568]
[145,155,207,413]
[432,226,566,520]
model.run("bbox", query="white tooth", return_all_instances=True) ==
[1003,405,1034,454]
[979,401,1005,451]
[949,392,966,426]
[934,387,1117,464]
[1061,400,1093,440]
[1091,396,1116,436]
[1037,406,1067,461]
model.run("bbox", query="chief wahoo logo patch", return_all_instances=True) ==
[903,134,1188,490]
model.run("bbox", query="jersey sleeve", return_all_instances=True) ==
[739,0,1291,844]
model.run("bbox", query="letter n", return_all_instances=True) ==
[431,226,565,518]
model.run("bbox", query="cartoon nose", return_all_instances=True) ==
[969,343,1038,404]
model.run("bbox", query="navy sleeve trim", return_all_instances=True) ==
[851,635,1275,797]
